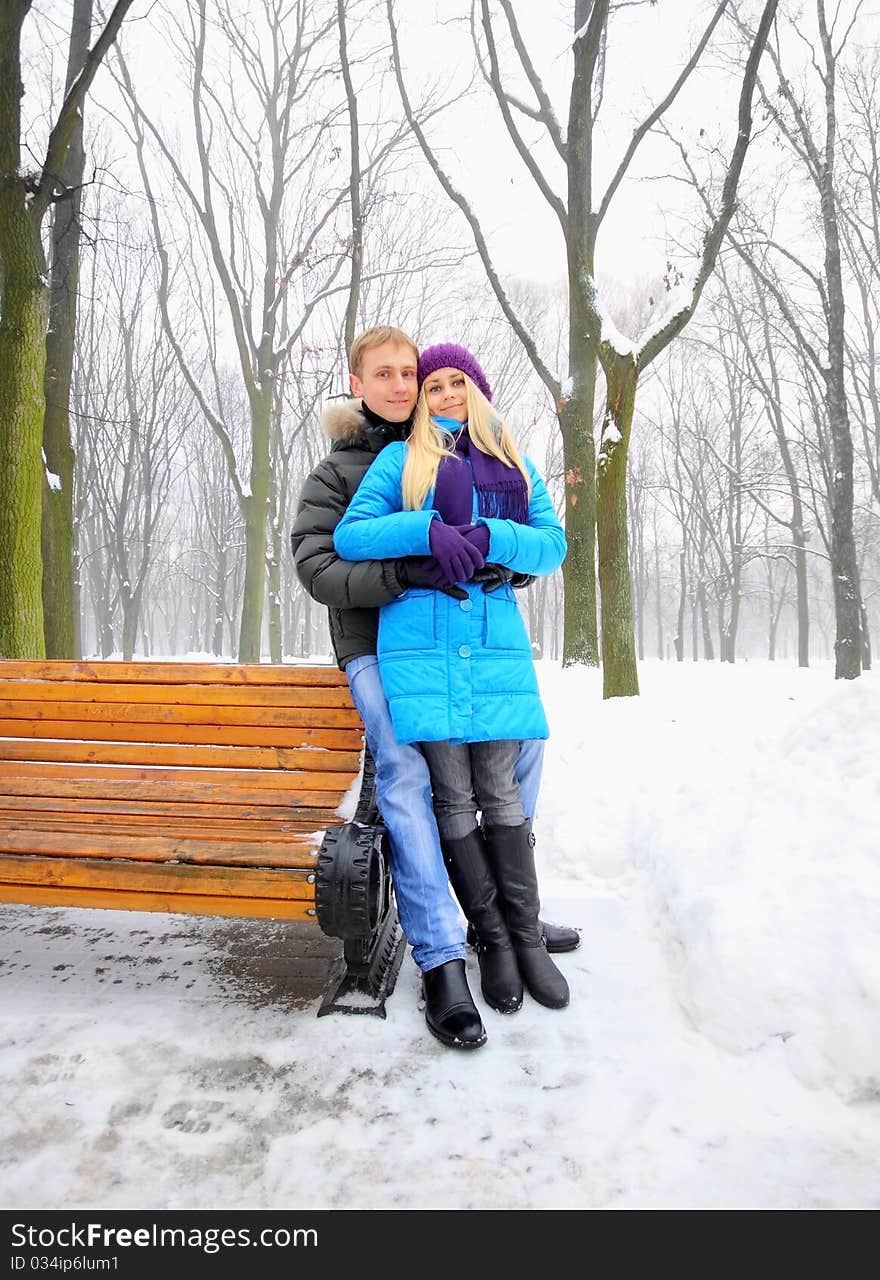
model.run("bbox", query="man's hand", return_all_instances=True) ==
[470,563,515,594]
[396,557,467,600]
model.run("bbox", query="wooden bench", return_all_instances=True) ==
[0,660,404,1014]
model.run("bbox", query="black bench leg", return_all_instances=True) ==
[314,819,407,1018]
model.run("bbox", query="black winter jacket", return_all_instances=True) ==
[291,399,408,669]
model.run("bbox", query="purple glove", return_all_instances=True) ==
[427,520,485,585]
[456,523,490,559]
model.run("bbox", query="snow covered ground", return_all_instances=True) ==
[1,660,878,1210]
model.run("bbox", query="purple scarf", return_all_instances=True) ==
[432,423,529,526]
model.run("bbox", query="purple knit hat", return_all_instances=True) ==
[417,343,493,404]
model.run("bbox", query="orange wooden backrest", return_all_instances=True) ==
[0,661,366,918]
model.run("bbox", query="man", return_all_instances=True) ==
[291,326,577,1051]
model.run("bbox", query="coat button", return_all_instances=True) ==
[458,645,471,658]
[459,598,472,611]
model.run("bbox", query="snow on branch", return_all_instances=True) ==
[583,273,696,364]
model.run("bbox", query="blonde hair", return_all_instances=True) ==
[348,326,418,376]
[402,373,531,512]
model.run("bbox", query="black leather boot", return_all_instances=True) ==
[441,829,523,1013]
[467,918,581,954]
[422,959,487,1049]
[482,822,570,1010]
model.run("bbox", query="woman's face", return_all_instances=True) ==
[421,367,468,423]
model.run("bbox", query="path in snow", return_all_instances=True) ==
[1,877,875,1209]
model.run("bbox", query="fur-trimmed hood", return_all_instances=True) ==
[320,397,366,442]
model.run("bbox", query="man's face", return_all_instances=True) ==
[350,341,418,422]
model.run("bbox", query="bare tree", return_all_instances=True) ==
[75,214,189,658]
[0,0,134,658]
[338,0,363,356]
[723,0,865,678]
[115,0,361,660]
[837,49,880,510]
[389,0,779,697]
[714,257,813,666]
[42,0,93,659]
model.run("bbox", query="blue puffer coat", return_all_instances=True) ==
[333,439,566,746]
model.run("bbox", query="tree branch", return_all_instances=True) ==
[479,0,567,234]
[387,0,560,399]
[33,0,135,222]
[597,0,729,229]
[638,0,780,369]
[498,0,566,159]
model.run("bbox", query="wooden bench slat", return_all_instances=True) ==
[0,829,320,864]
[0,718,362,751]
[0,884,315,920]
[0,813,315,841]
[0,760,357,791]
[0,739,364,772]
[0,660,348,687]
[0,680,354,709]
[0,699,362,731]
[0,853,314,896]
[0,798,334,825]
[0,778,348,807]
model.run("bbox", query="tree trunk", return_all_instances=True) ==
[0,236,47,659]
[768,602,776,660]
[558,379,599,667]
[860,599,871,671]
[339,0,362,358]
[267,525,283,664]
[564,9,601,669]
[794,519,810,667]
[699,581,714,660]
[724,562,741,663]
[818,1,860,679]
[0,3,46,658]
[674,550,686,662]
[211,551,226,656]
[121,589,138,661]
[237,395,271,661]
[629,469,646,663]
[42,0,92,660]
[596,355,639,696]
[653,512,663,659]
[300,589,311,659]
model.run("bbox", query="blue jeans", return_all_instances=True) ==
[345,655,466,973]
[421,739,525,840]
[345,655,545,972]
[514,737,543,823]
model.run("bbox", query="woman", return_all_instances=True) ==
[334,343,569,1015]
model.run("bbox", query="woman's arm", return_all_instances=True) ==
[477,458,566,576]
[334,441,439,562]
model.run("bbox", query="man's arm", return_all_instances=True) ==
[291,456,404,610]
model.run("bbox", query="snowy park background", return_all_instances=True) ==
[1,659,877,1211]
[2,0,879,1215]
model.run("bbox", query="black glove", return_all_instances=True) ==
[395,557,467,600]
[470,562,518,594]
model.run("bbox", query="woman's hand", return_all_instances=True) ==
[427,520,485,585]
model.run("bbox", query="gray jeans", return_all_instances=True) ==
[420,739,525,840]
